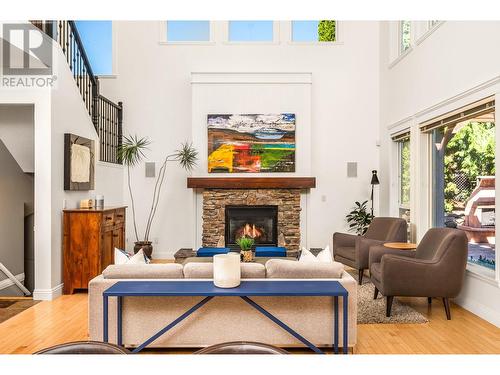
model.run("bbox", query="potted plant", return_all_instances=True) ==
[346,200,374,235]
[236,236,255,263]
[118,135,198,258]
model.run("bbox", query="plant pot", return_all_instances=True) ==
[241,250,253,263]
[134,241,153,259]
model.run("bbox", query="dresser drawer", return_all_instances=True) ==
[102,212,115,226]
[114,209,125,224]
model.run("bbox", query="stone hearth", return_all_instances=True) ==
[202,189,301,256]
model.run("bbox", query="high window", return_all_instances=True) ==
[392,132,411,230]
[166,21,210,42]
[228,21,274,42]
[399,137,411,215]
[75,21,112,75]
[399,20,411,54]
[291,21,336,42]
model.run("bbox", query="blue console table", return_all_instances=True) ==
[103,280,349,354]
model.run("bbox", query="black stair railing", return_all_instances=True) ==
[31,20,122,164]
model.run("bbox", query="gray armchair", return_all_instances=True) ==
[333,217,408,284]
[369,228,468,319]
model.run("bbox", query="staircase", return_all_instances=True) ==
[31,20,122,164]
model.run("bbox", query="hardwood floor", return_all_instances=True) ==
[0,293,499,354]
[0,293,88,354]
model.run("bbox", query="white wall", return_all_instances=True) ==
[190,72,312,249]
[0,105,34,173]
[0,22,124,299]
[49,45,125,292]
[0,129,34,296]
[379,21,500,326]
[99,20,381,257]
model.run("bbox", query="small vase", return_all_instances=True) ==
[134,241,153,259]
[241,250,253,263]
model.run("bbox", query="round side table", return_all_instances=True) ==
[383,242,417,250]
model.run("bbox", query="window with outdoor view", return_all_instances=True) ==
[429,103,496,275]
[75,21,112,75]
[291,21,336,42]
[166,21,210,42]
[398,138,411,223]
[400,20,411,53]
[228,21,274,42]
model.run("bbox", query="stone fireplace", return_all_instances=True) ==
[202,189,302,256]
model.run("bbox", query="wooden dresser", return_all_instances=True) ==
[63,206,126,294]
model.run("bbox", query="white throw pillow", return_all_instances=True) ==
[128,249,149,264]
[114,248,130,265]
[114,248,149,265]
[316,245,333,263]
[299,247,318,262]
[299,246,333,263]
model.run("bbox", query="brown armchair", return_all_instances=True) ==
[195,341,288,354]
[333,217,408,284]
[369,228,468,320]
[34,341,130,354]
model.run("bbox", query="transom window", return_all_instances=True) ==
[292,21,336,42]
[228,21,274,42]
[166,21,210,42]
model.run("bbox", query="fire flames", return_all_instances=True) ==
[238,223,264,239]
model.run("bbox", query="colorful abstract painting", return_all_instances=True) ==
[207,114,296,173]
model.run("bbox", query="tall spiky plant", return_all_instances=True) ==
[143,142,198,241]
[118,137,197,244]
[118,135,150,242]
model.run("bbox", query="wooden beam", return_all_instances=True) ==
[187,177,316,189]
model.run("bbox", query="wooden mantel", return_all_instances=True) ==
[187,177,316,189]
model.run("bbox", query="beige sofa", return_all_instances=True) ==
[88,259,357,350]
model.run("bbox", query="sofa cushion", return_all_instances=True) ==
[266,259,344,279]
[183,262,265,279]
[102,264,184,279]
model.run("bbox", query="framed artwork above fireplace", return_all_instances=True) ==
[207,113,296,173]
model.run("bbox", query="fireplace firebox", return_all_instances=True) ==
[225,205,278,250]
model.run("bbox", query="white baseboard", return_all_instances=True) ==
[454,297,500,328]
[33,283,63,301]
[0,273,25,291]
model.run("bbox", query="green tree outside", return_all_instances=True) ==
[318,21,336,42]
[400,139,411,206]
[400,21,411,52]
[444,121,495,212]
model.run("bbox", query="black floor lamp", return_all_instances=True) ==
[370,170,379,216]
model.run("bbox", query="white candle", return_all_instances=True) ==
[213,253,241,288]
